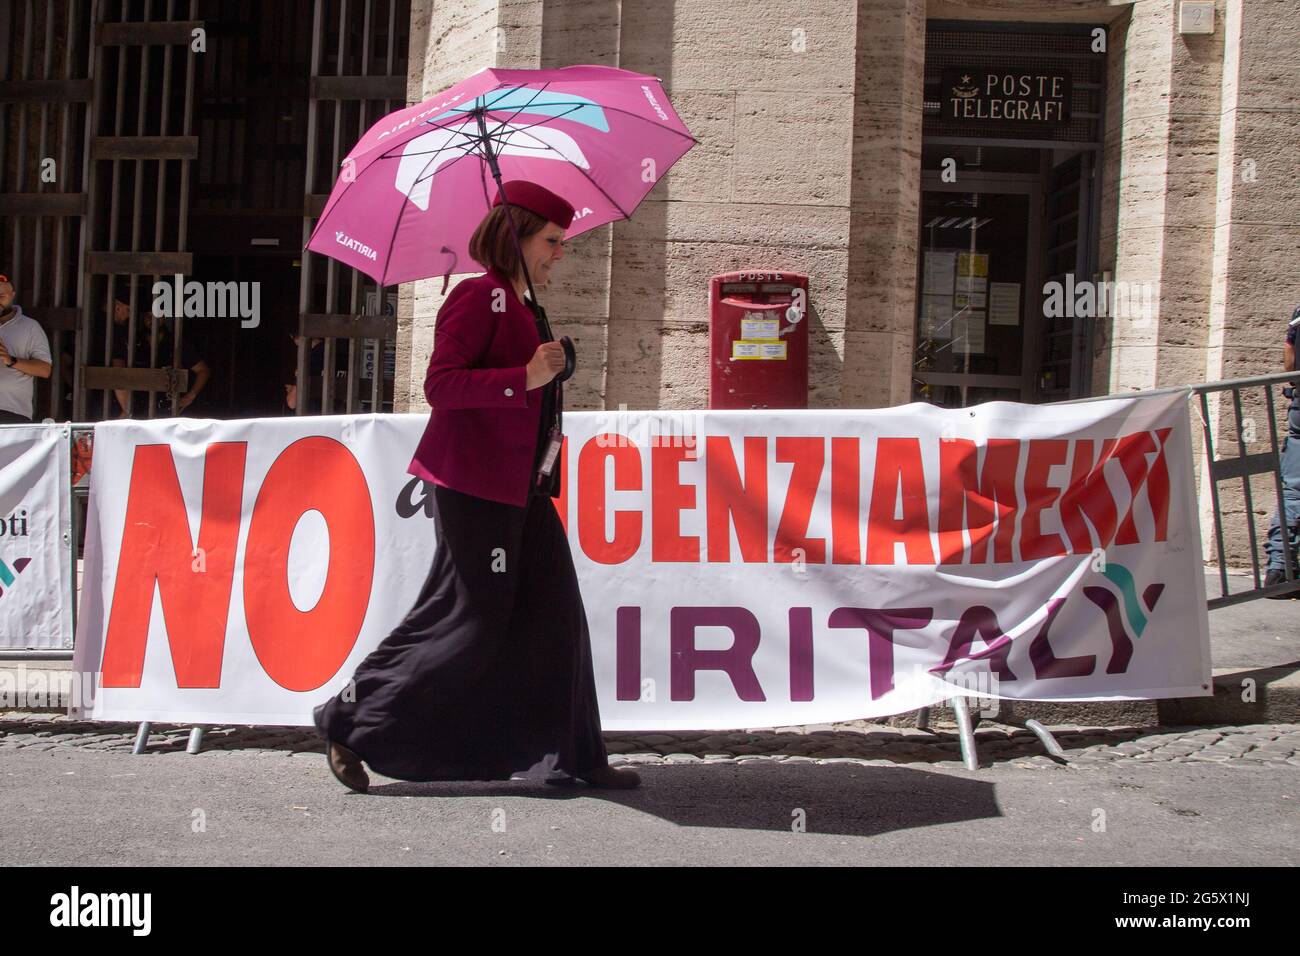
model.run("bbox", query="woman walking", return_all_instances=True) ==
[313,181,638,792]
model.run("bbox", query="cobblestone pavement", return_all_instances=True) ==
[2,711,1298,770]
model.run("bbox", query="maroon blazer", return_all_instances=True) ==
[408,269,545,507]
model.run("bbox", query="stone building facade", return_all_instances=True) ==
[1,1,1294,566]
[393,0,1298,567]
[396,0,1298,415]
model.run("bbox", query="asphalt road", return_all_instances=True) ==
[4,747,1295,867]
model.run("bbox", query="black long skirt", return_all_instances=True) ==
[313,483,609,782]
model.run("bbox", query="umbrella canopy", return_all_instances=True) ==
[306,65,697,286]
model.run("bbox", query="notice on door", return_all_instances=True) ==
[989,282,1021,326]
[953,311,986,354]
[923,251,957,295]
[921,295,955,341]
[957,252,988,279]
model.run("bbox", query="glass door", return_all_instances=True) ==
[913,173,1042,408]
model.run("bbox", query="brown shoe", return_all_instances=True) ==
[575,764,641,789]
[325,740,369,794]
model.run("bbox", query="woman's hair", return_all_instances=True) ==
[468,204,549,278]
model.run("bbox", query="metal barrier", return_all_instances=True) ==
[69,423,93,639]
[7,373,1298,762]
[1040,374,1300,608]
[1189,371,1300,607]
[0,421,93,661]
[937,372,1300,767]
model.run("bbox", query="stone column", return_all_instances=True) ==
[1094,0,1225,396]
[396,0,625,413]
[535,0,621,411]
[843,0,926,409]
[394,0,544,414]
[1198,0,1300,568]
[605,1,860,411]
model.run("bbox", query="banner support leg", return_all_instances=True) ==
[949,697,979,771]
[186,726,204,754]
[132,721,151,755]
[915,706,932,732]
[1023,718,1068,762]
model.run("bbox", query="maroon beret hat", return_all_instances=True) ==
[492,180,576,230]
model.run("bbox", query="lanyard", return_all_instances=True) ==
[525,298,564,492]
[525,297,563,433]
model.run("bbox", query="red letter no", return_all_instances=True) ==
[244,437,375,691]
[101,443,247,688]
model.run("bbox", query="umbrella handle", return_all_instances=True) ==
[557,335,577,383]
[475,109,570,386]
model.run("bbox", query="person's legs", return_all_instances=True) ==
[314,484,529,778]
[511,493,623,781]
[1264,425,1300,575]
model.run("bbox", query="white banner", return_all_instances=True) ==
[0,423,73,650]
[72,393,1211,728]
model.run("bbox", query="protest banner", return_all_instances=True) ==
[0,423,73,652]
[71,392,1210,728]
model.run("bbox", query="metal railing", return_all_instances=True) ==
[9,372,1299,663]
[1050,373,1300,608]
[4,378,1297,766]
[1191,371,1300,608]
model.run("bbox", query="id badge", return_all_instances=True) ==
[537,425,564,479]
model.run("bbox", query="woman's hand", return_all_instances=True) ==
[525,341,567,390]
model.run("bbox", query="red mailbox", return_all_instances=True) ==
[709,270,809,409]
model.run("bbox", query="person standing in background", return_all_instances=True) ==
[1264,303,1300,593]
[132,309,211,417]
[98,292,211,419]
[0,275,53,424]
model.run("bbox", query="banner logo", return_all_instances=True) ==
[0,556,30,597]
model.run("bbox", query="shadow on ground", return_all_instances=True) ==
[363,762,1003,838]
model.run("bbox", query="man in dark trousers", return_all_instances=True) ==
[1264,303,1300,592]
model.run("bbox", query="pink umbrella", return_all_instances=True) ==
[306,64,697,289]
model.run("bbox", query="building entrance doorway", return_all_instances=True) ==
[914,172,1041,407]
[912,144,1098,408]
[915,20,1105,409]
[0,0,408,422]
